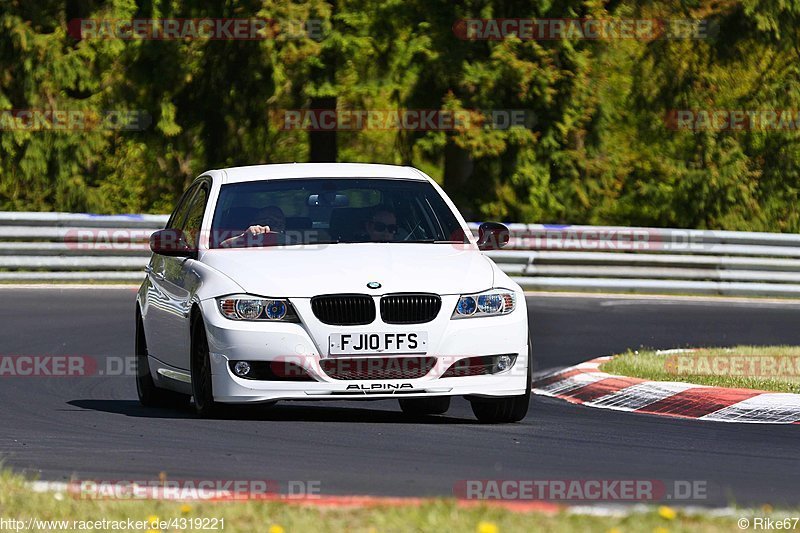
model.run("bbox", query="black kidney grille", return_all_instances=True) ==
[380,294,442,324]
[311,294,375,325]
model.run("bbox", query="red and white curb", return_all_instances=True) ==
[29,481,560,513]
[31,481,781,519]
[28,481,754,517]
[534,356,800,424]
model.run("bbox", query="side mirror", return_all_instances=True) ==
[149,229,197,257]
[477,222,510,250]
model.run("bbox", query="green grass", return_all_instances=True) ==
[600,346,800,393]
[0,470,772,533]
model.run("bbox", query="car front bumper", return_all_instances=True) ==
[199,294,529,403]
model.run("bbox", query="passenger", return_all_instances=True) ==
[220,206,286,248]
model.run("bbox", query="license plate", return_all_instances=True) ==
[329,332,428,355]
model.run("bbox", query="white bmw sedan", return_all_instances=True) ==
[136,163,530,423]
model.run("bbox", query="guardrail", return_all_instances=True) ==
[1,212,799,296]
[0,212,168,282]
[476,223,800,297]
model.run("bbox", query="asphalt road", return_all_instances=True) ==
[1,288,799,506]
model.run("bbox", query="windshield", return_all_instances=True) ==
[209,178,467,248]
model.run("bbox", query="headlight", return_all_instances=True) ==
[217,295,299,322]
[452,289,516,319]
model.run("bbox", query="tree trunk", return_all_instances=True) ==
[309,96,337,162]
[444,136,476,218]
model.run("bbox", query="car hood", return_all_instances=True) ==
[200,243,495,298]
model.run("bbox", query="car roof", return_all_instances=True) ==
[209,163,428,185]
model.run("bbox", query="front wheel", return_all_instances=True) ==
[399,396,451,416]
[191,314,221,418]
[469,341,532,424]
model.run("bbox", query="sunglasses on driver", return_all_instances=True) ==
[370,221,398,233]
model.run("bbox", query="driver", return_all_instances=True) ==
[364,206,398,242]
[220,206,286,248]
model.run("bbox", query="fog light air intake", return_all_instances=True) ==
[228,360,316,381]
[440,354,518,378]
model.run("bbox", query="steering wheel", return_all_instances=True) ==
[403,221,424,241]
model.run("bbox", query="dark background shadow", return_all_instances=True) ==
[67,398,481,424]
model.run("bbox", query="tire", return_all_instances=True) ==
[399,396,451,416]
[135,312,190,409]
[469,338,532,424]
[190,313,221,417]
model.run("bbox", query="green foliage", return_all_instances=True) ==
[0,0,799,232]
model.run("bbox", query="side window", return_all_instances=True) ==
[181,185,209,249]
[166,184,198,230]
